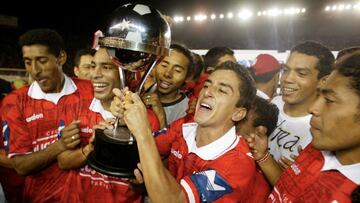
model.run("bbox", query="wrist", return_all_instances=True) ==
[256,151,271,165]
[81,145,91,157]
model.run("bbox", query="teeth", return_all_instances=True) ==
[93,83,107,87]
[283,87,297,92]
[201,103,212,109]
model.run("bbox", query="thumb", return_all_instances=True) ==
[112,88,122,97]
[131,93,143,105]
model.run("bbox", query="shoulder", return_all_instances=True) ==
[2,85,30,105]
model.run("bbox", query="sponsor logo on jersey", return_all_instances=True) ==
[291,163,301,175]
[81,127,92,134]
[190,169,233,202]
[171,148,183,159]
[25,113,44,123]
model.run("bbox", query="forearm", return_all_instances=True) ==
[152,107,167,129]
[0,149,12,168]
[57,146,89,170]
[258,155,284,186]
[12,141,65,175]
[137,131,186,203]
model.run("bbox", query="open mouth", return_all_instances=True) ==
[93,82,108,91]
[282,87,298,95]
[199,102,213,111]
[159,80,172,89]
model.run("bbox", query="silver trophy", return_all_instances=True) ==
[88,3,171,177]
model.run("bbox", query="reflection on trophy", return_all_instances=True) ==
[88,3,171,178]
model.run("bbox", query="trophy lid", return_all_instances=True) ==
[99,3,171,57]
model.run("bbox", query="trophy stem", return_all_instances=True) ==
[136,57,163,94]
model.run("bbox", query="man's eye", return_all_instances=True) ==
[219,89,227,94]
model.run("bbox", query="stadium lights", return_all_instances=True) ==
[172,5,308,24]
[325,3,360,12]
[238,9,253,20]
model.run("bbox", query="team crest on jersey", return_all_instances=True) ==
[190,169,233,202]
[2,121,10,151]
[57,120,65,139]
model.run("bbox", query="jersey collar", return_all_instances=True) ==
[321,150,360,184]
[89,98,114,120]
[28,74,77,104]
[182,122,239,161]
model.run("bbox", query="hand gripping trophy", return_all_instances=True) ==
[88,3,171,177]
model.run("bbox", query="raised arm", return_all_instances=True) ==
[118,90,187,203]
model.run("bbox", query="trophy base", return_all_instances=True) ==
[87,128,139,178]
[88,151,134,178]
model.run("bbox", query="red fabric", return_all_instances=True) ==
[155,118,270,203]
[193,73,209,98]
[0,98,25,203]
[268,145,357,203]
[1,78,96,203]
[251,54,281,75]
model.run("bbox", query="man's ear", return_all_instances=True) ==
[57,50,67,66]
[74,66,79,77]
[232,107,247,122]
[254,125,268,138]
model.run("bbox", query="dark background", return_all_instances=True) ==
[1,0,359,73]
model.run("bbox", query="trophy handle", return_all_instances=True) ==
[136,56,164,94]
[118,67,126,89]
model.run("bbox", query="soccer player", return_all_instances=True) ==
[62,47,160,203]
[112,61,270,202]
[266,51,360,202]
[0,28,96,202]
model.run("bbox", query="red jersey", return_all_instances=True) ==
[63,98,160,203]
[268,145,359,203]
[193,73,209,98]
[1,112,25,203]
[155,118,270,203]
[1,76,97,203]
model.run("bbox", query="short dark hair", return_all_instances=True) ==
[213,61,256,110]
[336,46,360,60]
[204,46,234,71]
[291,41,335,79]
[191,52,205,80]
[251,96,279,136]
[74,48,96,66]
[334,51,360,97]
[18,28,65,57]
[170,43,194,79]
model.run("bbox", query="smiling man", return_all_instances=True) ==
[268,51,360,202]
[269,41,335,162]
[113,61,270,202]
[0,28,96,202]
[142,43,193,126]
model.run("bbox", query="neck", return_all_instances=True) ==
[336,146,360,165]
[55,74,65,93]
[256,83,274,99]
[283,94,316,117]
[159,90,182,104]
[196,123,233,147]
[100,99,112,112]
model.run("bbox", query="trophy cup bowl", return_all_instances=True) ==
[87,3,170,178]
[88,128,139,177]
